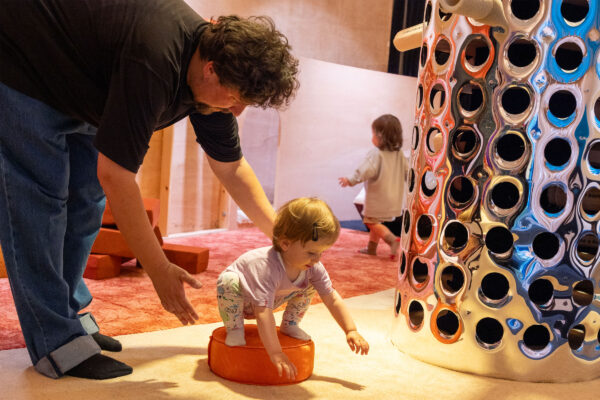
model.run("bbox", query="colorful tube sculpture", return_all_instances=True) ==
[392,0,600,382]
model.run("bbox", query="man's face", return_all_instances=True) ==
[194,78,248,116]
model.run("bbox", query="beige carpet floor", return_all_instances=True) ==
[1,289,599,400]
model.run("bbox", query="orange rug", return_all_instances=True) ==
[0,227,397,350]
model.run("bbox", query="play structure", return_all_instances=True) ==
[208,324,314,385]
[392,0,600,382]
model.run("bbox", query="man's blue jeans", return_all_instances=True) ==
[0,82,104,378]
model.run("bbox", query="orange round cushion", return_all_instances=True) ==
[208,324,314,385]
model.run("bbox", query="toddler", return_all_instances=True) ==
[339,114,407,259]
[217,197,369,380]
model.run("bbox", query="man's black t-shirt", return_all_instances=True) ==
[0,0,242,172]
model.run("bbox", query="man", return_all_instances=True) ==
[0,0,299,380]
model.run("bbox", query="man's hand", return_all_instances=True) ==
[147,262,202,325]
[346,330,369,355]
[269,351,298,380]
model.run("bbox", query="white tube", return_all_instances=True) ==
[439,0,507,28]
[393,23,424,52]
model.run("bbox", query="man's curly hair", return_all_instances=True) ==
[198,15,300,109]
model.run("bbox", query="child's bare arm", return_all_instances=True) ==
[254,306,298,380]
[322,290,370,355]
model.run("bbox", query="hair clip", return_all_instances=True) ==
[312,223,318,241]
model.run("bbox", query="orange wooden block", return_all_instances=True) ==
[84,254,123,280]
[91,226,163,259]
[0,247,6,278]
[102,198,161,228]
[92,228,135,259]
[208,324,314,385]
[162,243,209,274]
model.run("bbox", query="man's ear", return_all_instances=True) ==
[203,60,215,76]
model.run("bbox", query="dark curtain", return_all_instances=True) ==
[388,0,425,77]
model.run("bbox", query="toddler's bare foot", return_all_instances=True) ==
[358,240,378,255]
[358,248,376,256]
[280,324,311,341]
[225,328,246,346]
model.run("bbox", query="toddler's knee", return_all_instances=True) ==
[217,271,241,293]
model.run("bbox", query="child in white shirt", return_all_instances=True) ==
[217,197,369,380]
[339,114,407,259]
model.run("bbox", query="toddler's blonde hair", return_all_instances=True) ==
[273,197,340,252]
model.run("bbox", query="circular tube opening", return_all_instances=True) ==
[449,176,475,208]
[421,171,437,197]
[458,82,484,116]
[408,169,415,192]
[561,0,589,26]
[438,7,453,21]
[421,44,428,67]
[577,233,599,262]
[549,90,577,120]
[408,300,425,328]
[555,41,584,72]
[510,0,541,20]
[426,127,443,153]
[501,86,531,115]
[544,138,571,168]
[532,232,560,260]
[443,221,469,252]
[430,84,446,114]
[395,292,402,314]
[528,278,554,306]
[416,86,423,109]
[452,127,479,160]
[496,133,526,163]
[412,126,420,150]
[507,37,537,68]
[491,181,520,210]
[400,252,407,275]
[416,214,434,241]
[485,226,513,256]
[572,280,594,306]
[568,325,586,350]
[523,325,550,351]
[436,310,460,337]
[412,258,429,284]
[476,317,504,349]
[480,273,510,303]
[540,184,567,215]
[434,37,451,66]
[440,265,465,294]
[464,37,490,69]
[403,210,411,234]
[424,2,432,25]
[582,187,600,217]
[588,142,600,170]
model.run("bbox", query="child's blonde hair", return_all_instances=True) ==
[273,197,341,252]
[372,114,403,151]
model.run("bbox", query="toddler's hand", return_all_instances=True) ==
[270,351,298,380]
[338,177,350,187]
[346,331,369,355]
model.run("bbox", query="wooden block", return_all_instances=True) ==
[162,243,209,274]
[0,247,6,279]
[92,225,163,259]
[92,228,135,259]
[102,198,161,228]
[84,254,123,280]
